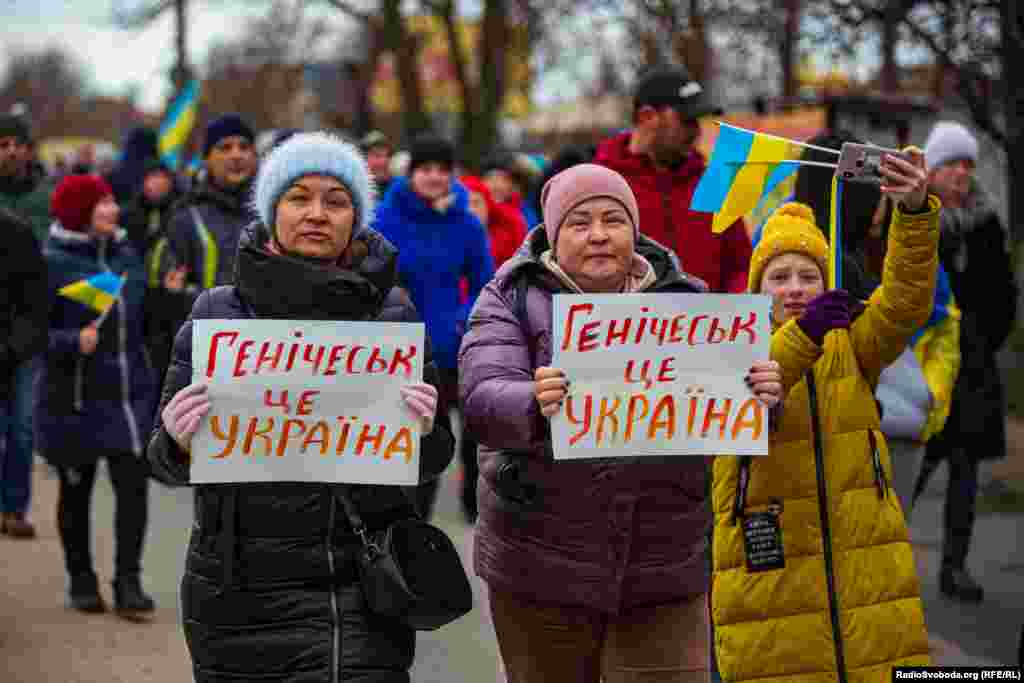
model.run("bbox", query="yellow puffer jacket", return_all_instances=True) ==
[712,197,941,683]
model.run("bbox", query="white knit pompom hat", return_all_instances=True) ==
[923,121,979,172]
[252,131,377,237]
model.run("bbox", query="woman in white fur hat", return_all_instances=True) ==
[148,132,456,682]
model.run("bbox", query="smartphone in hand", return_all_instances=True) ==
[836,143,910,184]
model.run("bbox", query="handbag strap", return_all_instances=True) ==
[336,487,383,557]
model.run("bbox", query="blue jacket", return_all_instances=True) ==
[374,176,495,370]
[35,223,158,462]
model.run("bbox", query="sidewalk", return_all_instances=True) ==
[0,463,194,683]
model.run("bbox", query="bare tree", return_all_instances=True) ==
[324,0,432,138]
[0,48,89,139]
[113,0,193,93]
[203,0,330,130]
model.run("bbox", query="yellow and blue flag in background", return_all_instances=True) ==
[691,123,803,234]
[58,272,125,315]
[158,79,200,169]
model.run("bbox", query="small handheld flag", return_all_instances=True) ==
[692,123,837,233]
[159,79,200,170]
[58,272,126,318]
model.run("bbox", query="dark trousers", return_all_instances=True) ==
[1,359,37,514]
[415,368,478,521]
[55,454,149,580]
[917,433,980,571]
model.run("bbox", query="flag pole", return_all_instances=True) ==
[716,121,842,156]
[726,159,838,169]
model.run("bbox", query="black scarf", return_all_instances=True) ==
[235,243,387,322]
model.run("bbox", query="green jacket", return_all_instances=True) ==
[0,167,54,241]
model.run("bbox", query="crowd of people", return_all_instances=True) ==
[0,63,1021,681]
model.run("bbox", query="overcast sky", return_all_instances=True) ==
[0,0,349,113]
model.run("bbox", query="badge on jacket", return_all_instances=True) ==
[742,499,785,572]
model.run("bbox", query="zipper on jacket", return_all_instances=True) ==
[73,357,85,412]
[327,489,340,683]
[867,430,888,500]
[116,295,144,456]
[806,371,848,683]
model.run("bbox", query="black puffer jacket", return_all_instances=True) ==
[147,221,455,683]
[0,209,48,396]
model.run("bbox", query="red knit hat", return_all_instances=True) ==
[51,174,114,231]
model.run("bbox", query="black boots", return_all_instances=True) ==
[939,567,984,603]
[112,575,156,620]
[67,573,106,613]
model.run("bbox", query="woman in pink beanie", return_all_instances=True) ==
[38,173,159,619]
[459,163,782,681]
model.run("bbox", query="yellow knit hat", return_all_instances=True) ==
[747,202,829,292]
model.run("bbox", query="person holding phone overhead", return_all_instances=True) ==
[710,148,939,682]
[148,133,455,683]
[459,163,782,682]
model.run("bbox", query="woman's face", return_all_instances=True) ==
[467,190,489,226]
[274,175,355,261]
[759,252,825,324]
[91,196,120,237]
[553,197,634,293]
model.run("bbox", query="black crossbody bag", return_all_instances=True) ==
[336,487,473,631]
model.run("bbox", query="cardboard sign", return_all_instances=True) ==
[190,319,425,485]
[550,293,771,460]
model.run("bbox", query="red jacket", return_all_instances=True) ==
[595,131,752,293]
[460,175,527,269]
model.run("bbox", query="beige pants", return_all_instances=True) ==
[489,589,710,683]
[888,438,926,520]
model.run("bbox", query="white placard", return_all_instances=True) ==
[190,319,425,484]
[550,293,772,459]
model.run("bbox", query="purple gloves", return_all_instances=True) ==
[796,289,852,345]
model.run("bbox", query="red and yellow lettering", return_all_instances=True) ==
[596,396,621,445]
[232,339,254,377]
[648,395,677,440]
[562,303,594,351]
[210,414,239,458]
[302,421,331,455]
[263,389,291,414]
[729,313,759,344]
[206,331,239,377]
[382,428,414,462]
[255,341,284,373]
[701,398,733,439]
[296,390,320,416]
[242,417,275,456]
[731,399,764,440]
[355,424,386,455]
[389,346,417,377]
[566,394,592,446]
[624,394,649,441]
[277,419,307,457]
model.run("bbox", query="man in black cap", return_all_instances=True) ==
[360,130,395,197]
[166,113,258,296]
[0,114,53,241]
[594,66,752,293]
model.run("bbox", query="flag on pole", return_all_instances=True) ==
[158,79,200,169]
[58,272,126,316]
[691,123,806,233]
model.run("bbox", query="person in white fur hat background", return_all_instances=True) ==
[912,120,1017,602]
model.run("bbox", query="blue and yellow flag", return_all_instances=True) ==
[159,79,200,169]
[58,272,125,315]
[691,123,803,233]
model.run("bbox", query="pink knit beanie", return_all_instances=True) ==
[540,163,640,249]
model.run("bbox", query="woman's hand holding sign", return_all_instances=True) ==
[163,382,211,453]
[746,360,783,409]
[535,366,568,417]
[401,383,438,434]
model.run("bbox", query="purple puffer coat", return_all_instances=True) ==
[459,227,711,614]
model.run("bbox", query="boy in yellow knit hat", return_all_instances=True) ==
[711,148,945,682]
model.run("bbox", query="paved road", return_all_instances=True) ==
[2,443,1021,681]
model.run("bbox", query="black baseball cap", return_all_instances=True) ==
[633,66,723,119]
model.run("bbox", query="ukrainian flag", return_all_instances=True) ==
[691,123,803,234]
[58,272,125,315]
[158,79,200,169]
